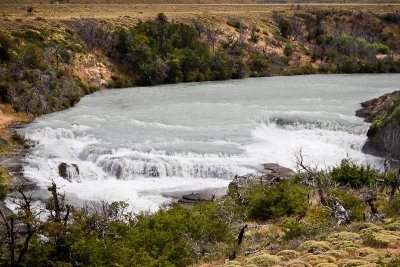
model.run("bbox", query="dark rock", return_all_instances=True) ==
[72,164,80,175]
[181,192,217,203]
[163,188,227,205]
[364,123,400,159]
[0,202,14,218]
[58,163,80,182]
[58,163,69,180]
[356,91,400,160]
[228,163,295,192]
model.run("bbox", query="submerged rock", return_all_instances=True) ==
[58,163,80,182]
[356,91,400,160]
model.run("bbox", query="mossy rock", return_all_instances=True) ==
[286,261,313,267]
[303,254,336,265]
[327,232,363,249]
[336,259,370,267]
[323,250,350,259]
[245,253,281,267]
[276,250,299,260]
[315,264,338,267]
[354,247,377,257]
[300,240,331,252]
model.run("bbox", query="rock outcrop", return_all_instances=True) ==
[357,91,400,159]
[58,163,80,182]
[228,163,295,193]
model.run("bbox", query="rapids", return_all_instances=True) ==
[20,74,400,211]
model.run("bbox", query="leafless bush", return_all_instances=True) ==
[69,18,113,53]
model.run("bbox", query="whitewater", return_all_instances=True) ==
[19,74,400,212]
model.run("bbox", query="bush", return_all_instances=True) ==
[247,181,309,221]
[273,12,292,39]
[363,234,390,248]
[284,44,294,57]
[328,189,365,221]
[245,253,281,267]
[282,218,309,241]
[227,18,243,29]
[300,240,331,252]
[0,33,11,62]
[331,159,381,188]
[384,195,400,217]
[367,42,390,54]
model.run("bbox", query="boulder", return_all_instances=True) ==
[58,163,80,182]
[178,188,227,204]
[58,163,68,180]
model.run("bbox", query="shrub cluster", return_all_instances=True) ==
[0,30,87,115]
[331,158,381,188]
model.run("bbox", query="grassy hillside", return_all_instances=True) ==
[1,4,400,116]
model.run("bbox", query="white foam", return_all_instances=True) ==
[20,74,400,212]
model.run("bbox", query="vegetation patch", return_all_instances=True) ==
[300,240,331,253]
[245,253,281,267]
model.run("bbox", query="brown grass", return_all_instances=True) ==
[1,2,400,31]
[0,105,30,141]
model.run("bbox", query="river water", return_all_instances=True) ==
[20,74,400,211]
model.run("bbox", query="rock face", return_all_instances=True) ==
[228,163,295,192]
[356,91,400,159]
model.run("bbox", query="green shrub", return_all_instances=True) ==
[282,218,309,240]
[247,181,309,221]
[331,159,381,188]
[227,18,243,29]
[367,42,390,54]
[363,234,390,248]
[384,195,400,217]
[0,33,11,62]
[328,189,365,221]
[284,44,294,57]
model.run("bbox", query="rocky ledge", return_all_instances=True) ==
[170,164,295,205]
[228,163,295,193]
[356,91,400,160]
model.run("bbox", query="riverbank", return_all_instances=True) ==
[0,105,34,206]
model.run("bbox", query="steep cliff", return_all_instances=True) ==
[357,91,400,159]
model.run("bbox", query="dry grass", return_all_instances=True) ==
[1,2,400,31]
[0,105,30,141]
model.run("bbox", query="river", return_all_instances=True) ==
[19,74,400,211]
